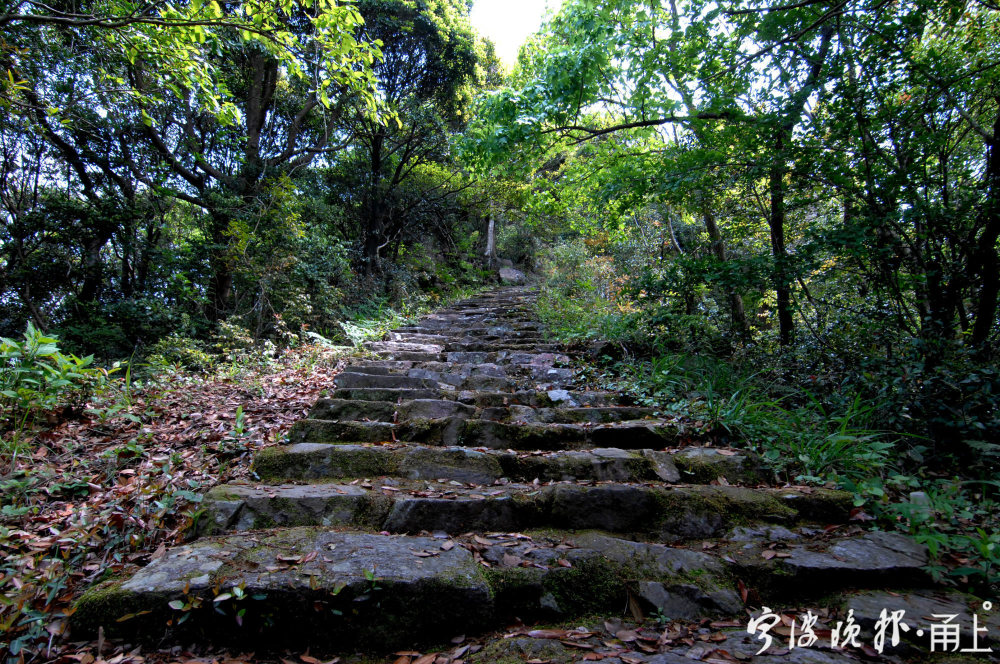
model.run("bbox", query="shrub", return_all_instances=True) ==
[1,323,100,458]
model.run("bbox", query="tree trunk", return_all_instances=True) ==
[769,132,794,347]
[971,106,1000,353]
[702,204,749,340]
[207,211,233,321]
[78,234,108,305]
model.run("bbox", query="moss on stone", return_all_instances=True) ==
[474,638,571,664]
[254,445,290,478]
[673,451,762,485]
[255,444,399,481]
[541,557,629,615]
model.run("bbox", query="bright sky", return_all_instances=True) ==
[469,0,563,69]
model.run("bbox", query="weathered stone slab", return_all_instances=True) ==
[398,447,503,484]
[535,407,657,423]
[588,422,678,448]
[308,398,398,422]
[331,387,441,402]
[73,530,492,651]
[384,495,534,533]
[460,420,588,450]
[502,448,651,482]
[375,351,445,362]
[543,485,798,540]
[780,531,927,581]
[254,443,397,480]
[290,419,394,443]
[673,447,763,484]
[334,371,437,390]
[388,332,450,344]
[401,398,476,420]
[199,483,391,534]
[364,340,444,353]
[641,449,681,482]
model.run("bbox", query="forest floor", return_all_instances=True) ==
[1,345,347,662]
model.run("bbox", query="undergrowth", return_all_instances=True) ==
[536,243,1000,596]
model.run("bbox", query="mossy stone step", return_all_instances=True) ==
[72,530,492,652]
[364,340,444,353]
[457,419,679,450]
[446,342,563,353]
[290,416,683,450]
[334,371,438,390]
[462,390,624,408]
[386,332,451,344]
[308,397,475,422]
[199,481,851,538]
[255,443,696,484]
[481,406,658,424]
[329,387,444,402]
[72,525,929,655]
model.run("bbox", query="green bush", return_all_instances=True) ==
[1,323,100,453]
[145,334,215,372]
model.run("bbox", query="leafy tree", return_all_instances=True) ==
[334,0,494,271]
[3,0,380,321]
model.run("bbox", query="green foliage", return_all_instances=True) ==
[882,480,1000,593]
[146,335,216,373]
[1,323,100,458]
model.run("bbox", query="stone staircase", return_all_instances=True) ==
[74,288,998,662]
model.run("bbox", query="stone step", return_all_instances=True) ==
[445,342,563,353]
[495,351,573,366]
[307,398,652,426]
[198,481,851,539]
[257,444,670,483]
[256,443,761,485]
[334,371,438,390]
[72,526,930,654]
[386,332,451,344]
[406,369,516,391]
[375,351,446,362]
[461,390,624,408]
[335,368,515,392]
[364,341,443,353]
[290,415,682,450]
[482,405,657,423]
[330,387,444,402]
[73,530,492,651]
[308,397,475,422]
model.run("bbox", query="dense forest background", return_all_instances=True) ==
[0,0,509,358]
[2,0,1000,655]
